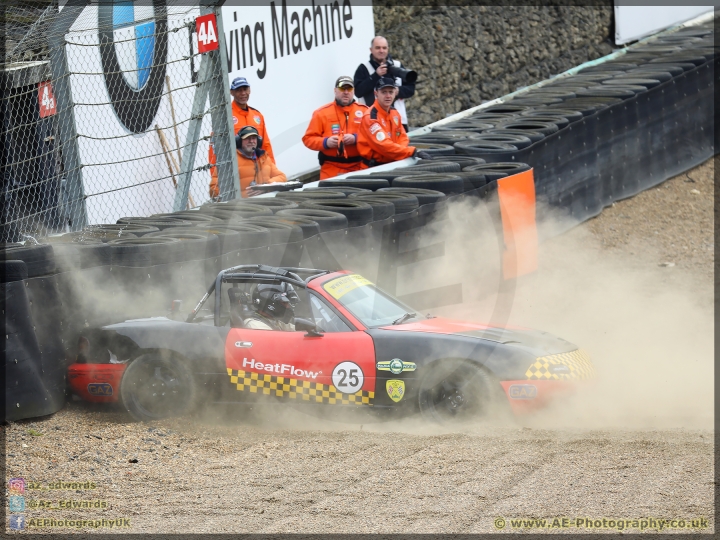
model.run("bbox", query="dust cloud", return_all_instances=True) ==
[415,196,715,431]
[186,191,714,435]
[60,191,713,434]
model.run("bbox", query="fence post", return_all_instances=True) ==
[208,5,240,201]
[48,0,89,230]
[173,1,238,211]
[173,53,211,211]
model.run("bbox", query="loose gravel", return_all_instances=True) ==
[3,159,714,534]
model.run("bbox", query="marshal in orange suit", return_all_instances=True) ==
[302,76,368,180]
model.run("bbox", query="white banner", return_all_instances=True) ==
[65,1,374,225]
[67,4,211,224]
[614,4,714,45]
[221,1,375,177]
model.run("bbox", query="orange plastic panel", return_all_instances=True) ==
[497,169,538,279]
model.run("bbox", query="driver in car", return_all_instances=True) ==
[244,283,298,331]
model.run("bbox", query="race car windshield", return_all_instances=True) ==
[322,274,423,328]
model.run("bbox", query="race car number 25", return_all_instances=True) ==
[332,362,364,394]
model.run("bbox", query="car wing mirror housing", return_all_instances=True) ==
[294,318,324,337]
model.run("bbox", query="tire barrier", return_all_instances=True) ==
[299,200,375,227]
[241,219,305,245]
[349,192,419,215]
[3,259,66,421]
[178,225,262,254]
[454,141,519,158]
[86,223,160,237]
[415,155,485,168]
[409,142,456,156]
[3,21,714,421]
[377,187,447,206]
[107,237,183,267]
[1,243,55,277]
[195,209,245,222]
[469,133,534,150]
[275,209,349,233]
[303,186,372,196]
[232,198,299,213]
[449,171,489,193]
[1,260,28,283]
[198,203,274,220]
[46,236,112,272]
[363,169,438,180]
[117,217,194,229]
[395,161,464,174]
[145,231,222,261]
[206,223,273,250]
[316,178,390,191]
[249,215,322,240]
[344,196,396,220]
[152,211,222,224]
[411,131,483,145]
[275,190,349,200]
[432,121,495,132]
[392,174,465,195]
[409,24,716,225]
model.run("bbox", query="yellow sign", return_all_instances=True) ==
[386,380,405,402]
[323,274,372,300]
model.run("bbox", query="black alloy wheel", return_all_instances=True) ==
[418,359,501,424]
[121,353,197,422]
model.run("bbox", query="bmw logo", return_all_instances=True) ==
[389,358,404,375]
[99,0,168,133]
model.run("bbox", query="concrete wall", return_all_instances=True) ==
[373,4,614,127]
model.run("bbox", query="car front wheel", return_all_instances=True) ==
[418,359,502,424]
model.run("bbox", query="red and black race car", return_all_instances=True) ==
[68,265,595,423]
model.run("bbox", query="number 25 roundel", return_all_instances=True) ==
[331,361,364,394]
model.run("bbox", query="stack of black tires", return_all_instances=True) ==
[4,23,714,279]
[408,24,715,161]
[403,23,716,220]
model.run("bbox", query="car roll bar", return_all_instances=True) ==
[186,264,331,325]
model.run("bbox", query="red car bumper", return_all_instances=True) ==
[500,379,591,414]
[68,363,126,403]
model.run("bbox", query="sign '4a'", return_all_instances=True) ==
[38,81,56,118]
[196,13,219,53]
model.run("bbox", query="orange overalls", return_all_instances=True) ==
[302,100,368,179]
[357,105,416,167]
[210,149,286,198]
[208,102,276,196]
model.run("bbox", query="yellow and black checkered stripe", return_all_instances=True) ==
[525,349,596,380]
[226,369,374,405]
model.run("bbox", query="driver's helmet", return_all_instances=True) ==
[252,282,299,323]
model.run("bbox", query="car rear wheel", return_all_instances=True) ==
[121,353,197,422]
[418,360,503,424]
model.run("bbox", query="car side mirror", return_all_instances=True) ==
[295,318,324,337]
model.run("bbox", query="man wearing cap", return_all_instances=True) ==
[357,78,432,168]
[302,76,368,180]
[210,125,286,198]
[354,36,415,132]
[208,76,276,196]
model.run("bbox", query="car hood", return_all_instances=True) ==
[380,317,577,355]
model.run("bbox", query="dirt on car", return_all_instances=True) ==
[4,158,714,534]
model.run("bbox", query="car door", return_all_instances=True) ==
[224,294,376,407]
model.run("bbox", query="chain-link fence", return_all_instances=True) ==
[2,0,238,243]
